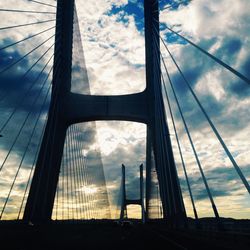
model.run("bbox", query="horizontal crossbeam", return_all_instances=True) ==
[63,91,149,124]
[125,199,143,206]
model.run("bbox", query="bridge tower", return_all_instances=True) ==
[23,0,187,226]
[120,164,145,222]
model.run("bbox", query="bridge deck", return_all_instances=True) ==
[0,221,249,250]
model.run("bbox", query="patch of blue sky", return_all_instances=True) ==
[159,0,171,9]
[165,33,188,45]
[107,0,145,32]
[105,0,192,41]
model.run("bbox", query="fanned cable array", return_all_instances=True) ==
[52,123,111,220]
[51,5,111,220]
[146,0,250,222]
[0,0,56,220]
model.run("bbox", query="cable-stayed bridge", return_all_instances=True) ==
[0,0,249,249]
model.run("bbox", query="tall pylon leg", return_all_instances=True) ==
[144,0,187,227]
[140,164,145,223]
[23,0,75,223]
[120,164,127,220]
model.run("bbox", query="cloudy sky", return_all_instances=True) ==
[0,0,249,220]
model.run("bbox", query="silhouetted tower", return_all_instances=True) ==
[23,0,186,226]
[120,164,145,222]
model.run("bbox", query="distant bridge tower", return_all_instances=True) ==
[120,164,145,222]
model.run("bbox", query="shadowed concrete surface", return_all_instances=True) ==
[0,220,250,250]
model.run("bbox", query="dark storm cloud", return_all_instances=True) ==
[163,40,216,98]
[227,56,250,99]
[179,165,249,202]
[199,37,218,51]
[194,188,230,201]
[0,43,52,111]
[229,80,250,99]
[0,40,52,168]
[163,33,250,136]
[215,38,242,62]
[242,57,250,78]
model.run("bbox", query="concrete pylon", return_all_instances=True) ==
[23,0,186,226]
[144,0,187,227]
[120,164,145,223]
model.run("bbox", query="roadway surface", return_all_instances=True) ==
[0,221,249,250]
